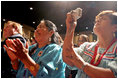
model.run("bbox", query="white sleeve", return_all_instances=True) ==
[74,42,89,56]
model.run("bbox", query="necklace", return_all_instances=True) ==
[94,53,100,64]
[23,44,48,77]
[38,44,48,56]
[90,38,116,66]
[37,44,48,57]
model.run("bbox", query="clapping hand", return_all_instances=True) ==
[4,38,29,61]
[4,39,18,61]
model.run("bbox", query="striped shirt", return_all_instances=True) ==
[68,41,117,78]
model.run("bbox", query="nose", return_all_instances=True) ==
[34,29,36,32]
[34,30,37,34]
[96,17,102,23]
[96,20,100,23]
[35,28,39,32]
[34,29,39,34]
[94,19,101,25]
[96,19,100,23]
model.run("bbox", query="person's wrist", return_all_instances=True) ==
[11,59,19,65]
[81,62,88,70]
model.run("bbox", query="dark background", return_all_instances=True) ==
[1,1,117,34]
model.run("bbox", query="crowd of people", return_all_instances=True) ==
[1,10,117,78]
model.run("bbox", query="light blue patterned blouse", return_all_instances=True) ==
[16,43,66,78]
[68,41,117,78]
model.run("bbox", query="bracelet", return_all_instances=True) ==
[30,64,40,71]
[81,62,88,70]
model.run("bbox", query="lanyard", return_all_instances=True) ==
[36,44,48,59]
[90,38,116,66]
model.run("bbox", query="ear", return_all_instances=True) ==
[112,24,117,33]
[13,25,19,33]
[14,25,18,30]
[49,30,54,37]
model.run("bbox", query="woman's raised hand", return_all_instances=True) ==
[66,12,77,32]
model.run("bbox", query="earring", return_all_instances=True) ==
[49,37,51,41]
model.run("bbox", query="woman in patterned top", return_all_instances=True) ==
[63,10,117,78]
[4,20,66,78]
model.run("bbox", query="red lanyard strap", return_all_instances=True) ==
[90,38,117,66]
[90,44,99,65]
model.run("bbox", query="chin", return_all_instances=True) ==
[93,28,96,34]
[93,27,100,35]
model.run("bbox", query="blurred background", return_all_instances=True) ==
[1,1,117,44]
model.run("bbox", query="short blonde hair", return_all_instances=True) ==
[4,21,23,34]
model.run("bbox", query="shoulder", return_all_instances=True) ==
[81,42,96,47]
[75,42,96,50]
[74,42,96,54]
[44,43,62,54]
[47,43,62,50]
[11,34,26,45]
[29,44,37,49]
[11,34,24,39]
[110,41,117,51]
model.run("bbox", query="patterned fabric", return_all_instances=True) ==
[68,41,117,78]
[16,43,66,78]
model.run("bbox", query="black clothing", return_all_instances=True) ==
[1,34,26,78]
